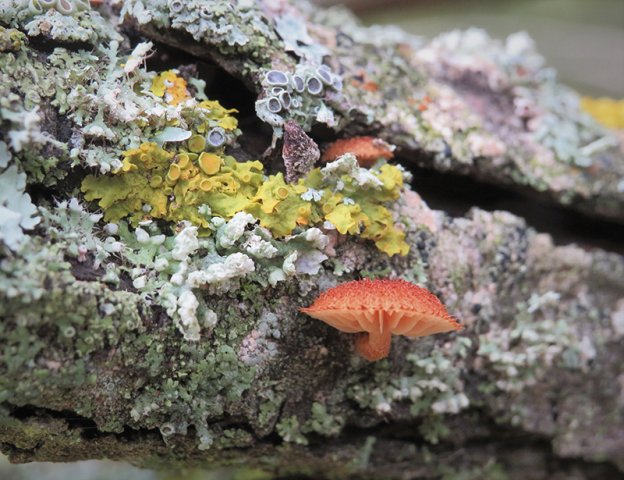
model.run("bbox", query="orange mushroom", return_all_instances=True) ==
[300,279,462,361]
[320,136,395,167]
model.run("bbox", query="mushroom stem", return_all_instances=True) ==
[355,328,392,361]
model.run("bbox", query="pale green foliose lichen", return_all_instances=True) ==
[118,0,275,58]
[348,338,471,444]
[477,291,596,394]
[0,163,40,251]
[1,0,120,45]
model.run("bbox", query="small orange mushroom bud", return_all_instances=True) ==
[300,279,462,361]
[321,136,395,167]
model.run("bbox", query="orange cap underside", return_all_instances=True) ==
[321,136,394,166]
[300,308,460,337]
[300,279,461,338]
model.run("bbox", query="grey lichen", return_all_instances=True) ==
[255,62,348,136]
[2,0,120,45]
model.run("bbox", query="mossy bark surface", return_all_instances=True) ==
[1,1,623,479]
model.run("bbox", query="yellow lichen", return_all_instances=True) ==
[198,152,222,175]
[81,94,409,256]
[301,161,409,256]
[197,100,239,131]
[82,143,173,225]
[246,173,310,237]
[581,96,624,130]
[188,135,206,153]
[151,70,191,106]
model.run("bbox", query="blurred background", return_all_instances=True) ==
[322,0,624,96]
[2,0,622,479]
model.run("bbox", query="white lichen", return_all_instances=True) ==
[243,233,278,259]
[0,165,40,251]
[321,154,383,189]
[527,291,560,314]
[294,250,328,275]
[135,227,151,244]
[611,299,624,338]
[238,310,280,366]
[282,251,298,276]
[300,188,323,202]
[124,42,154,73]
[171,224,199,261]
[296,227,329,250]
[176,289,201,341]
[186,253,255,287]
[217,212,255,249]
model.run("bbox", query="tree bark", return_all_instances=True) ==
[0,1,623,479]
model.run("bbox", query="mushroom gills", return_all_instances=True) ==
[404,314,459,337]
[301,309,363,333]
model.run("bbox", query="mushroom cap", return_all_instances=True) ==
[300,278,461,338]
[321,136,394,167]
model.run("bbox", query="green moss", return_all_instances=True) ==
[0,406,81,451]
[302,402,344,437]
[0,271,145,431]
[439,461,508,480]
[276,415,308,445]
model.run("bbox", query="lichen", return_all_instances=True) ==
[347,338,471,443]
[0,164,40,251]
[80,95,408,256]
[1,0,623,474]
[119,0,277,61]
[581,96,624,130]
[0,26,26,52]
[276,415,308,445]
[302,402,345,437]
[150,70,191,106]
[1,0,120,45]
[477,292,595,394]
[255,63,347,136]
